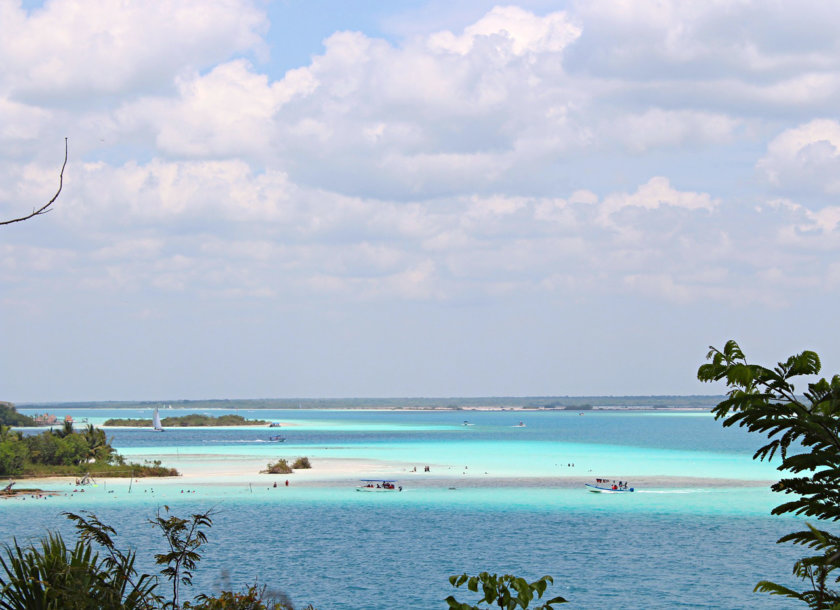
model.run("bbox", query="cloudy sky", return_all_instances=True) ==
[2,0,840,402]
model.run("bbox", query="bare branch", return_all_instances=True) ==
[0,138,68,226]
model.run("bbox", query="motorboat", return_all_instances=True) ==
[356,479,402,492]
[585,483,634,493]
[269,434,285,442]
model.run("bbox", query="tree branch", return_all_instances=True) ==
[0,138,68,226]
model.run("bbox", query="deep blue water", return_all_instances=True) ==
[1,495,800,609]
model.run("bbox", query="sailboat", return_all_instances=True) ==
[152,407,165,432]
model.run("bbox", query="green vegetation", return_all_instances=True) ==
[263,459,292,474]
[0,403,34,427]
[291,457,311,469]
[0,422,178,478]
[446,573,566,609]
[104,414,269,427]
[0,509,313,609]
[699,340,840,608]
[262,457,311,474]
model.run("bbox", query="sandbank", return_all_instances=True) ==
[9,453,776,493]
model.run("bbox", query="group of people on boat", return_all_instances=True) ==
[362,482,396,490]
[595,478,631,490]
[359,481,402,491]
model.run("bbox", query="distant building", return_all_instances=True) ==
[33,413,58,426]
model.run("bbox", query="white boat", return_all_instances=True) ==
[585,483,634,493]
[356,479,402,492]
[152,407,164,432]
[269,434,285,442]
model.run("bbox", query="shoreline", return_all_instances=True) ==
[8,459,776,491]
[19,406,714,413]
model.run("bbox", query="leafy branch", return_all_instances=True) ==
[699,339,840,608]
[446,572,566,609]
[150,506,214,609]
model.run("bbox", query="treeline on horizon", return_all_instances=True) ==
[103,414,269,427]
[17,395,722,411]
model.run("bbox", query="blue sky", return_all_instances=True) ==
[2,0,840,401]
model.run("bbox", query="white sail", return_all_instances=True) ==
[152,407,164,431]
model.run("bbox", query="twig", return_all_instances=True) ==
[0,138,68,226]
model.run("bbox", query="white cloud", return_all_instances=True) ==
[6,0,840,367]
[119,60,286,158]
[427,5,581,56]
[758,119,840,194]
[570,0,840,79]
[610,109,739,152]
[0,0,267,101]
[61,159,296,224]
[601,177,718,222]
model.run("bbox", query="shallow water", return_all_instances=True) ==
[6,407,803,608]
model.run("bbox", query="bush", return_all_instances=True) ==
[131,460,180,477]
[263,459,292,474]
[291,457,311,470]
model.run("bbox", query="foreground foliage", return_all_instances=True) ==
[446,573,566,609]
[0,509,312,609]
[699,339,840,608]
[0,531,156,609]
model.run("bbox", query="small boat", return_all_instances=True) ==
[269,422,283,428]
[463,421,474,426]
[269,434,285,442]
[585,483,634,493]
[356,479,402,492]
[514,421,526,427]
[152,407,165,432]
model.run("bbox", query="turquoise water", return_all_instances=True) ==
[5,408,802,608]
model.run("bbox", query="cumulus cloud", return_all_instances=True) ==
[0,0,267,102]
[758,119,840,195]
[427,5,581,55]
[600,177,718,228]
[4,0,840,313]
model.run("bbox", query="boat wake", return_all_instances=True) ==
[635,489,711,494]
[206,439,272,443]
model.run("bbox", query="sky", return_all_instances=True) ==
[2,0,840,402]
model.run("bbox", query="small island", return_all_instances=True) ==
[0,420,178,479]
[103,414,270,427]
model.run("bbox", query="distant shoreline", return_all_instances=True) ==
[18,405,714,413]
[14,395,723,412]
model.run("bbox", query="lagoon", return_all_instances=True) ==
[4,407,800,608]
